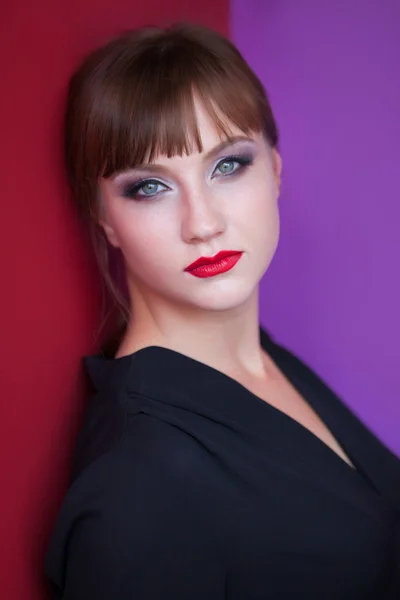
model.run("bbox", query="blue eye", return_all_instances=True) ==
[122,153,254,201]
[214,154,253,177]
[122,179,168,200]
[217,160,237,174]
[138,181,163,196]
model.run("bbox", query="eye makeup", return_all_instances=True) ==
[115,140,258,202]
[213,153,254,177]
[121,178,169,200]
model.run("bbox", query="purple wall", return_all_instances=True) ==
[232,0,400,455]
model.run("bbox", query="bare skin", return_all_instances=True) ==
[98,97,354,469]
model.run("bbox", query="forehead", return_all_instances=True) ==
[189,98,243,150]
[145,99,256,169]
[101,90,266,183]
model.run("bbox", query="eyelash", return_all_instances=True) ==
[121,154,254,201]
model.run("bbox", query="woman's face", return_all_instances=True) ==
[98,100,282,314]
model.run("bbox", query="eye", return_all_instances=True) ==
[217,160,237,175]
[138,181,165,197]
[122,179,168,200]
[214,154,253,178]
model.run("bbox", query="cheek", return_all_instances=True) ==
[111,204,179,273]
[231,177,279,233]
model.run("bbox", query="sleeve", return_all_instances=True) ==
[45,445,225,600]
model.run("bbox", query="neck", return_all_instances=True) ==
[117,286,267,380]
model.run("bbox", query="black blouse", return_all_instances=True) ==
[45,328,400,599]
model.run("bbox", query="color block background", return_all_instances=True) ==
[232,0,400,455]
[0,3,228,598]
[1,1,398,598]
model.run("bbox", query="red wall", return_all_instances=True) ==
[0,3,229,598]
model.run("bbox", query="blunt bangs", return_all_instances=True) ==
[65,24,278,209]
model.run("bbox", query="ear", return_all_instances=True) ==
[98,218,120,249]
[272,149,282,193]
[97,184,121,248]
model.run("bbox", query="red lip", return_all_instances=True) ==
[185,250,241,271]
[184,251,243,278]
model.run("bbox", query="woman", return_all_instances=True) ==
[45,23,400,599]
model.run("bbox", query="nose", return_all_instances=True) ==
[181,188,226,244]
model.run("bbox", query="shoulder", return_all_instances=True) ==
[264,327,400,504]
[65,411,213,517]
[47,413,215,553]
[45,416,222,597]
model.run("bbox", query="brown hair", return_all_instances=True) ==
[64,22,279,356]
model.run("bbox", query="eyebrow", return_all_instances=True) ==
[202,135,256,161]
[113,135,256,179]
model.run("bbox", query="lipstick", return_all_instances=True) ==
[184,250,243,278]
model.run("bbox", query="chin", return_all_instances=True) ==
[184,279,257,313]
